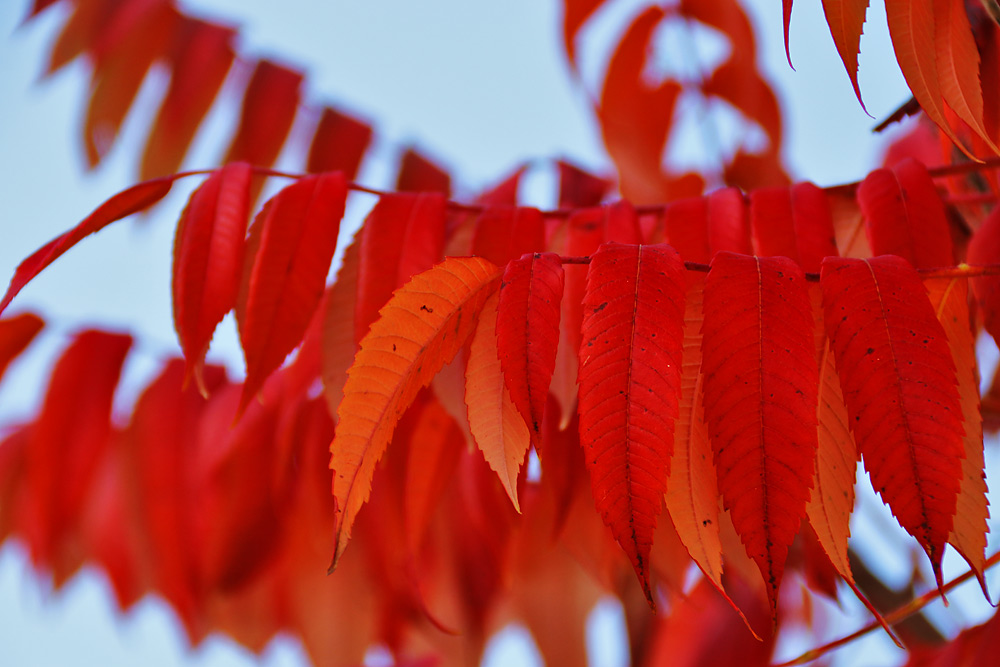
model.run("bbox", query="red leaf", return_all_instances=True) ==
[141,18,235,180]
[45,0,115,73]
[750,182,837,272]
[321,232,362,418]
[821,0,870,110]
[783,0,794,66]
[701,252,818,616]
[236,173,347,415]
[172,163,253,389]
[561,0,606,69]
[859,158,955,268]
[821,255,964,588]
[224,60,303,170]
[472,206,545,266]
[0,176,176,316]
[558,160,612,208]
[885,0,971,155]
[355,193,447,343]
[577,242,686,606]
[395,147,451,195]
[82,1,178,167]
[664,188,751,263]
[23,330,131,581]
[968,204,1000,344]
[307,107,373,180]
[0,312,44,384]
[497,252,564,440]
[702,60,783,154]
[475,165,528,207]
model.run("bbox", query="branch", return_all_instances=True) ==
[771,550,1000,667]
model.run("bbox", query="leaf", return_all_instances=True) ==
[664,273,724,591]
[496,252,564,440]
[172,163,253,390]
[329,256,502,568]
[821,0,870,110]
[224,60,303,170]
[471,206,545,266]
[782,0,794,66]
[927,276,989,593]
[859,159,955,268]
[45,0,114,74]
[577,242,686,605]
[0,176,176,316]
[307,107,373,180]
[466,291,531,511]
[561,0,606,69]
[701,252,818,617]
[933,0,995,150]
[395,147,451,195]
[321,232,362,418]
[820,255,964,589]
[968,204,1000,344]
[664,188,751,264]
[141,18,235,180]
[355,193,447,344]
[885,0,972,155]
[557,159,612,207]
[236,172,347,415]
[0,312,44,384]
[749,182,837,272]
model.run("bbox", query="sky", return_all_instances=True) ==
[0,0,997,665]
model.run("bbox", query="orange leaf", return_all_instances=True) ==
[821,255,964,590]
[577,242,686,606]
[236,173,347,415]
[0,176,176,316]
[821,0,870,111]
[329,257,502,567]
[465,291,531,512]
[702,253,818,618]
[172,163,253,389]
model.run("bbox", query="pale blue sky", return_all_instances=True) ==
[0,1,996,666]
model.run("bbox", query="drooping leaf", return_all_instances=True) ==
[23,330,132,582]
[496,252,564,440]
[0,176,176,316]
[933,0,994,149]
[141,18,235,180]
[172,163,253,389]
[782,0,794,66]
[224,60,303,171]
[307,107,373,180]
[577,242,686,605]
[968,204,1000,344]
[355,193,447,344]
[330,256,502,567]
[821,255,964,588]
[321,233,362,418]
[885,0,971,154]
[664,274,724,591]
[466,291,531,511]
[821,0,870,110]
[701,252,818,617]
[236,172,347,415]
[0,312,44,384]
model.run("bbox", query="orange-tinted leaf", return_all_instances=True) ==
[859,159,955,267]
[45,0,114,73]
[83,2,177,167]
[330,257,502,567]
[577,242,686,605]
[471,207,545,266]
[395,147,451,195]
[236,173,347,414]
[355,193,447,343]
[23,331,131,580]
[821,255,964,588]
[496,252,564,440]
[885,0,971,155]
[561,0,606,69]
[702,252,818,617]
[172,163,252,388]
[0,176,176,316]
[466,291,531,511]
[224,60,303,170]
[0,312,44,384]
[141,18,235,180]
[821,0,870,110]
[703,61,783,153]
[968,204,1000,344]
[307,107,373,180]
[664,274,724,590]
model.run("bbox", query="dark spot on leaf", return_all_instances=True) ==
[421,304,434,313]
